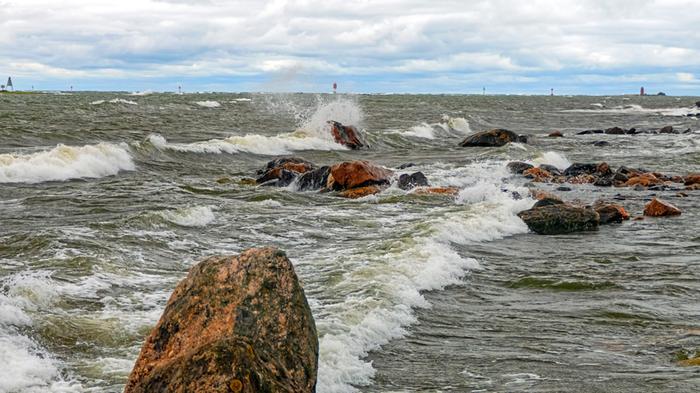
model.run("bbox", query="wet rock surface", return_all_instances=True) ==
[328,120,365,149]
[459,128,527,147]
[125,248,318,393]
[644,198,682,217]
[517,204,600,235]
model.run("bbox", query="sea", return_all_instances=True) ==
[1,92,699,392]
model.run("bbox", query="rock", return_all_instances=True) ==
[686,183,700,191]
[256,157,316,186]
[539,164,562,176]
[596,162,612,176]
[577,129,604,135]
[696,101,700,108]
[523,167,552,182]
[592,140,610,147]
[679,356,700,367]
[605,126,627,135]
[684,173,700,186]
[548,130,563,137]
[398,172,430,190]
[659,125,676,134]
[124,248,318,393]
[564,163,598,177]
[568,174,596,184]
[397,163,415,170]
[532,195,564,208]
[326,161,393,191]
[459,128,525,147]
[624,173,663,188]
[296,166,331,191]
[625,128,638,135]
[594,203,630,224]
[594,176,613,187]
[556,186,572,191]
[643,198,681,217]
[412,186,460,196]
[507,161,534,174]
[339,185,382,199]
[517,204,599,235]
[657,92,666,96]
[328,121,365,149]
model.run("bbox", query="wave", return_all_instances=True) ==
[0,142,135,184]
[562,104,700,117]
[158,206,215,227]
[90,98,138,105]
[195,100,221,108]
[400,116,472,139]
[527,151,572,170]
[316,160,531,392]
[129,91,153,96]
[230,98,252,103]
[147,132,346,156]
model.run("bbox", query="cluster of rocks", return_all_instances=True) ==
[575,126,692,135]
[125,248,318,393]
[507,161,700,192]
[252,157,458,198]
[458,128,528,147]
[517,191,682,235]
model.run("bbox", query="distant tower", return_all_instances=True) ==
[483,86,486,95]
[178,85,182,94]
[332,82,337,94]
[640,86,645,96]
[6,77,13,91]
[70,85,73,92]
[550,88,554,96]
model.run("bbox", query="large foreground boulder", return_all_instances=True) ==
[518,204,599,235]
[459,128,527,147]
[327,160,393,191]
[125,248,318,393]
[328,120,365,149]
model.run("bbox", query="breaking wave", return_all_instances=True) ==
[0,143,135,183]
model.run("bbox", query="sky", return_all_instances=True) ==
[1,0,699,95]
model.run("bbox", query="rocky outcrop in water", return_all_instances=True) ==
[594,202,630,224]
[256,157,316,186]
[507,161,534,174]
[517,204,599,235]
[398,172,430,190]
[328,120,365,149]
[125,247,318,393]
[327,160,393,191]
[296,166,331,191]
[644,198,681,217]
[459,128,527,147]
[548,130,563,137]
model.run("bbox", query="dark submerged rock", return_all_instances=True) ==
[517,204,599,235]
[398,172,430,190]
[125,247,318,393]
[564,163,598,177]
[507,161,534,174]
[605,126,626,135]
[296,166,331,191]
[539,164,562,176]
[459,128,525,147]
[592,140,610,147]
[397,163,416,170]
[659,126,676,134]
[577,129,604,135]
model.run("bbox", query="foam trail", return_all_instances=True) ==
[0,142,135,183]
[195,100,221,108]
[91,98,138,105]
[147,132,346,156]
[562,104,700,117]
[316,161,531,393]
[158,206,215,227]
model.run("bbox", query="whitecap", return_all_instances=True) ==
[158,205,215,227]
[195,100,221,108]
[528,151,572,170]
[0,142,135,183]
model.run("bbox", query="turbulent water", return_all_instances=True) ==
[1,92,699,392]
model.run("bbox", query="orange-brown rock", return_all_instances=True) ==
[686,183,700,191]
[568,174,596,184]
[685,173,700,186]
[548,130,563,137]
[643,198,681,217]
[531,190,560,201]
[256,157,316,186]
[624,173,663,187]
[339,185,382,198]
[328,120,365,149]
[125,248,318,393]
[327,160,393,191]
[596,162,611,176]
[594,203,630,224]
[412,186,460,196]
[523,167,552,182]
[679,356,700,366]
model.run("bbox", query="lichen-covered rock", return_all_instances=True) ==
[339,185,382,198]
[326,160,393,191]
[328,120,365,149]
[643,198,681,217]
[517,204,599,235]
[594,203,630,224]
[459,128,526,147]
[507,161,534,174]
[398,172,430,190]
[624,173,663,187]
[124,248,318,393]
[523,167,552,182]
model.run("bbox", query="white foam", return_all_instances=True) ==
[404,123,436,139]
[0,142,135,183]
[158,205,215,227]
[296,98,363,139]
[251,199,283,208]
[231,98,252,103]
[129,91,153,96]
[90,98,138,105]
[195,100,221,108]
[400,116,471,140]
[563,104,700,117]
[528,151,572,170]
[147,132,346,156]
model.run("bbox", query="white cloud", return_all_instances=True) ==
[0,0,698,92]
[677,72,696,82]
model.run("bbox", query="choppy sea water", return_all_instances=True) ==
[1,92,699,392]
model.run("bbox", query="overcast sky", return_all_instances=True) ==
[1,0,699,94]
